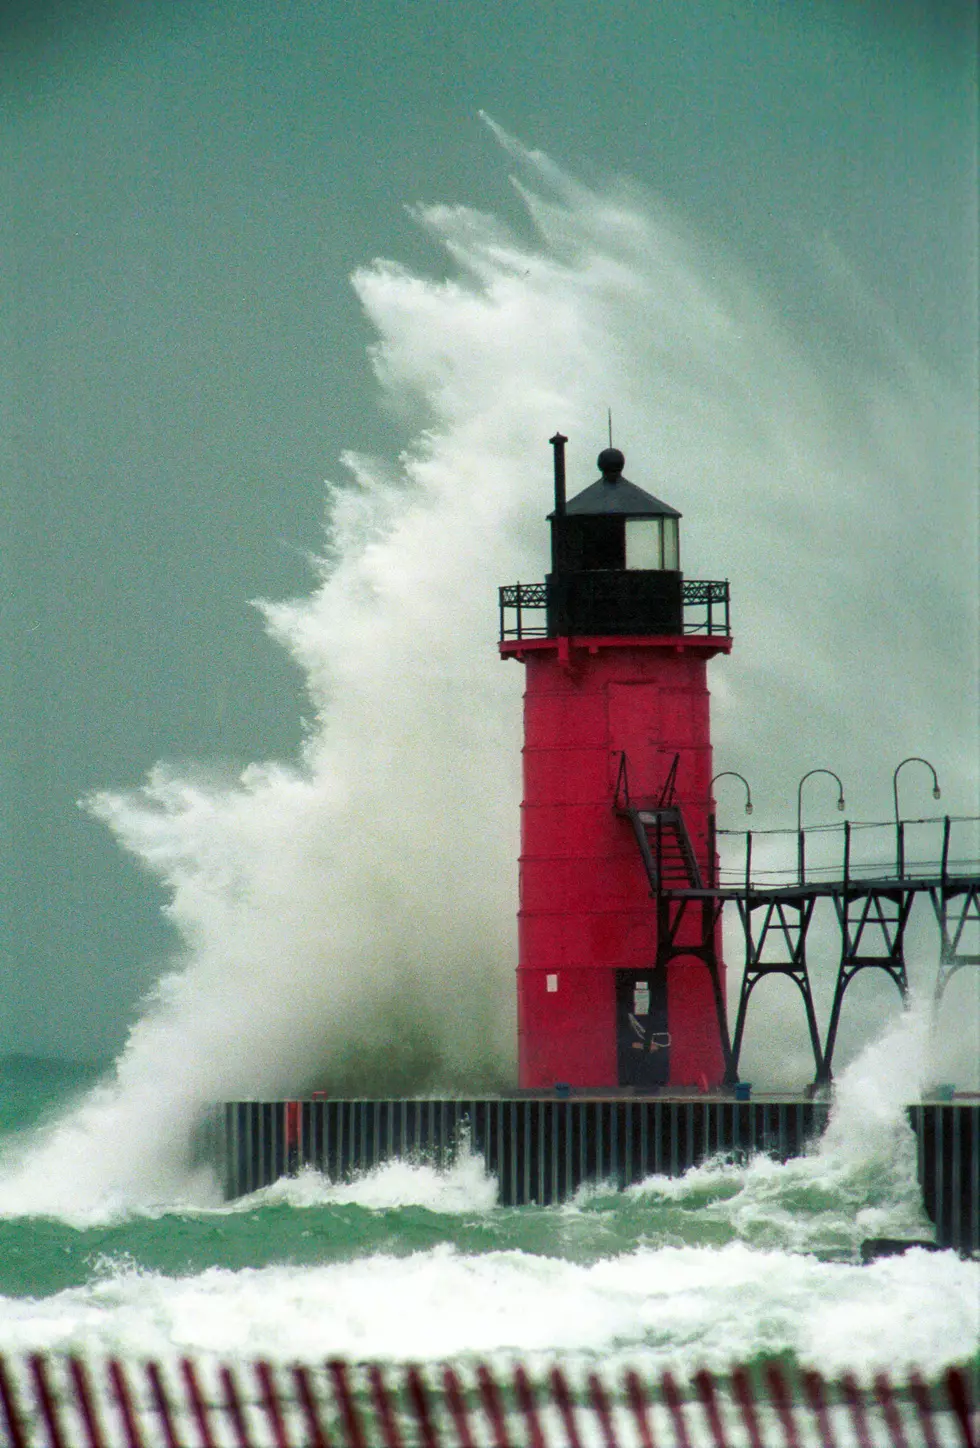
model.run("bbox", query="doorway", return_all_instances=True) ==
[615,969,670,1088]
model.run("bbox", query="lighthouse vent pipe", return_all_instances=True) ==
[549,432,569,633]
[550,432,568,519]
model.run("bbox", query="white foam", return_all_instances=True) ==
[622,1148,929,1258]
[821,997,932,1157]
[234,1151,498,1214]
[615,1004,936,1257]
[0,1243,974,1379]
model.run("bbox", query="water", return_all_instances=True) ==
[1,128,977,1379]
[0,1023,976,1379]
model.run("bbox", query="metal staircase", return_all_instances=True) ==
[624,806,704,892]
[614,752,703,893]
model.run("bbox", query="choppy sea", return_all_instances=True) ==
[0,1054,976,1386]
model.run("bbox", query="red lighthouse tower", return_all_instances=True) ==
[499,436,733,1090]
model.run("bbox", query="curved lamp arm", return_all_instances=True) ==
[796,768,846,835]
[710,771,753,815]
[892,756,941,826]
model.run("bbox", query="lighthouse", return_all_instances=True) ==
[221,436,980,1248]
[499,435,733,1091]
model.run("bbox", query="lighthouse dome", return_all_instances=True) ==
[597,447,625,475]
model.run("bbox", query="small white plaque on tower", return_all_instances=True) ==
[546,973,559,993]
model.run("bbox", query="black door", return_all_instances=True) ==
[616,969,670,1088]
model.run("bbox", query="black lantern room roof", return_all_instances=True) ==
[549,448,681,520]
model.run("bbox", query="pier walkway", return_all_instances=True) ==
[621,794,980,1087]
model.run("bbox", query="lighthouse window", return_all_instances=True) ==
[625,519,663,570]
[663,517,680,570]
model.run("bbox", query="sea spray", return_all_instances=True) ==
[621,999,935,1257]
[0,122,974,1214]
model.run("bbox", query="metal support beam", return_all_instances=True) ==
[819,887,913,1082]
[655,891,734,1084]
[929,882,980,1001]
[728,895,824,1085]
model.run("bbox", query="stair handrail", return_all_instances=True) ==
[658,753,680,808]
[614,751,631,811]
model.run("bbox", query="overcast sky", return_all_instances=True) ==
[2,0,977,1061]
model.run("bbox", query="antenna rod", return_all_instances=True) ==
[608,408,613,447]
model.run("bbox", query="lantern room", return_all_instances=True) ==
[547,444,685,637]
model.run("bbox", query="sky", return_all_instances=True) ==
[2,0,977,1063]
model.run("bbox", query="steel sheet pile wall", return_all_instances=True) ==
[217,1097,980,1252]
[221,1097,829,1202]
[910,1105,980,1255]
[1,1355,975,1448]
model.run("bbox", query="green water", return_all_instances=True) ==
[0,1171,824,1298]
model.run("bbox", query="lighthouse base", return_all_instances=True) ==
[209,1095,979,1255]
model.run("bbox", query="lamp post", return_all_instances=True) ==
[892,757,941,825]
[892,757,941,877]
[710,772,753,895]
[710,771,753,815]
[796,769,845,883]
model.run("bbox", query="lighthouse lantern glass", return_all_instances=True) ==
[663,516,679,570]
[625,519,660,569]
[625,517,680,571]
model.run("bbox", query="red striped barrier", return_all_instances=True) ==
[0,1356,974,1448]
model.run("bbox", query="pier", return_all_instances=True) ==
[636,806,980,1084]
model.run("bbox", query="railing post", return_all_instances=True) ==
[516,583,522,641]
[745,830,752,894]
[708,812,717,890]
[897,820,905,879]
[941,815,951,885]
[798,828,805,885]
[843,819,851,890]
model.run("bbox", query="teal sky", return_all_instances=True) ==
[2,0,977,1060]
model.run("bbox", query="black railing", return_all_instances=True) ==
[498,582,549,638]
[711,815,980,890]
[681,578,730,636]
[499,578,730,639]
